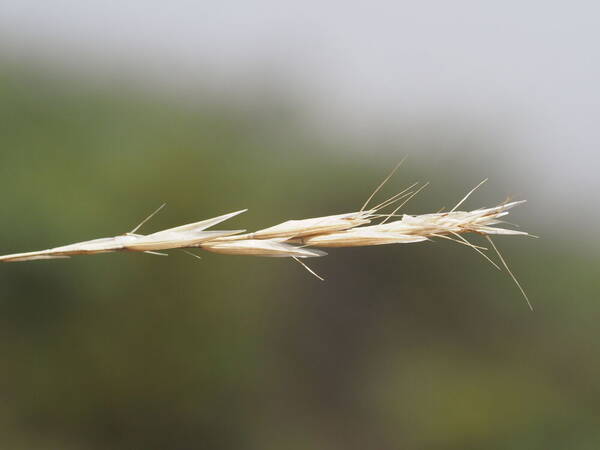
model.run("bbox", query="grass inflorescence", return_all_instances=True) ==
[0,163,534,308]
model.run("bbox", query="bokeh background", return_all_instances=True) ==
[1,2,599,449]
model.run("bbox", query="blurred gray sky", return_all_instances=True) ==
[1,1,598,233]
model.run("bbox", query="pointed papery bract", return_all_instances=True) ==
[300,229,428,247]
[0,235,143,262]
[215,211,374,242]
[0,252,73,262]
[50,235,142,253]
[146,209,247,236]
[476,227,529,236]
[125,230,245,251]
[200,239,327,258]
[126,209,248,250]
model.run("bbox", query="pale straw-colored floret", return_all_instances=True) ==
[367,201,529,238]
[248,211,374,239]
[298,229,428,247]
[211,179,419,244]
[295,201,527,247]
[200,239,327,258]
[0,208,247,262]
[212,211,375,242]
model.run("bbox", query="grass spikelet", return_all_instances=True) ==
[200,239,327,258]
[214,211,375,242]
[299,230,428,247]
[0,209,248,262]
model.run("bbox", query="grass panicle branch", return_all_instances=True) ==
[0,168,533,307]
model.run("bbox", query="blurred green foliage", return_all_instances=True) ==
[0,64,598,450]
